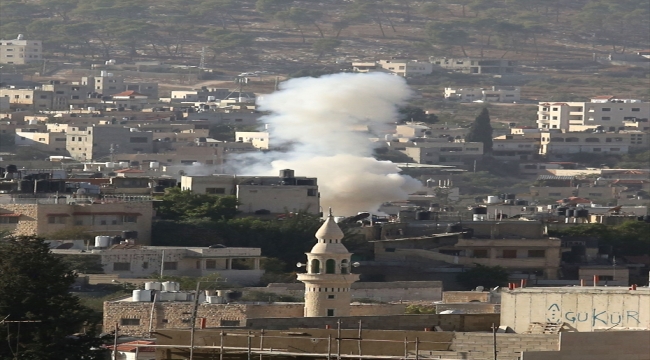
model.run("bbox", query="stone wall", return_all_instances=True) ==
[246,314,500,332]
[104,300,304,337]
[442,291,491,303]
[451,333,559,360]
[255,280,443,302]
[521,331,650,360]
[436,303,500,314]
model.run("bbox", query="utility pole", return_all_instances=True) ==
[113,322,119,360]
[492,323,498,360]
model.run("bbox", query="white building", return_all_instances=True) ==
[0,35,42,64]
[297,210,359,317]
[181,169,320,215]
[445,86,521,103]
[537,96,650,132]
[377,59,433,77]
[235,131,269,149]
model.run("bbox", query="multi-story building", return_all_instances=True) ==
[351,60,433,77]
[430,57,517,74]
[539,130,648,158]
[0,35,42,64]
[81,73,158,98]
[66,125,153,161]
[15,128,68,154]
[0,88,56,110]
[537,97,650,131]
[235,131,269,149]
[492,134,541,161]
[0,197,153,244]
[394,140,484,165]
[444,86,521,103]
[41,80,97,110]
[181,170,320,215]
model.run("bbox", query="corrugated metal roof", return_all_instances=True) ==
[536,175,575,181]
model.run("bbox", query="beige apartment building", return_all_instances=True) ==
[15,129,68,154]
[0,88,57,110]
[81,74,158,98]
[396,140,484,165]
[66,125,153,161]
[235,131,269,149]
[430,57,517,74]
[377,59,433,77]
[537,97,650,131]
[0,198,153,244]
[0,36,42,64]
[492,135,540,161]
[540,130,648,157]
[181,170,320,215]
[444,86,521,103]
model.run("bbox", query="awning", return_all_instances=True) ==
[47,213,70,217]
[0,213,21,217]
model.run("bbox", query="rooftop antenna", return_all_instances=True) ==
[199,47,206,70]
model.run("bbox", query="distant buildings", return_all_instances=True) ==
[0,35,42,65]
[445,86,521,103]
[352,59,433,77]
[66,125,153,161]
[430,57,517,74]
[537,96,650,131]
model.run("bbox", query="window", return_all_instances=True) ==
[325,259,336,274]
[599,275,614,281]
[327,295,336,299]
[205,187,225,194]
[129,137,149,143]
[340,259,349,274]
[124,215,137,223]
[120,318,140,326]
[0,217,19,224]
[142,262,148,269]
[502,250,517,258]
[601,117,611,120]
[307,189,317,196]
[593,148,601,152]
[220,320,240,326]
[528,250,545,258]
[310,259,321,274]
[327,309,335,317]
[113,262,131,271]
[206,260,217,269]
[163,262,177,270]
[632,108,640,112]
[602,108,611,111]
[473,249,489,258]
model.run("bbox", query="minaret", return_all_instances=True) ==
[297,209,360,317]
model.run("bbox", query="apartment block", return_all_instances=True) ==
[81,74,158,98]
[430,57,517,74]
[376,59,433,77]
[396,140,484,165]
[0,88,56,110]
[66,125,153,161]
[15,129,68,154]
[492,135,541,161]
[537,97,650,131]
[235,131,270,149]
[0,36,42,64]
[0,198,153,244]
[181,170,320,215]
[540,130,648,157]
[445,86,521,103]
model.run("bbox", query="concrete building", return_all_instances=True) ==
[0,96,9,111]
[377,59,433,77]
[537,97,650,131]
[0,88,55,110]
[540,130,648,158]
[297,210,360,317]
[0,197,153,244]
[492,134,541,161]
[41,80,95,110]
[80,74,158,98]
[180,170,320,215]
[397,140,484,165]
[14,129,68,154]
[0,35,42,64]
[66,125,153,161]
[430,57,517,74]
[234,131,269,149]
[501,286,649,332]
[445,86,521,103]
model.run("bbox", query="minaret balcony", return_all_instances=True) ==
[296,273,360,283]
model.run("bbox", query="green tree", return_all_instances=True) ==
[156,187,239,221]
[0,236,107,359]
[426,22,470,56]
[465,107,493,153]
[398,106,439,124]
[312,38,341,61]
[457,264,509,290]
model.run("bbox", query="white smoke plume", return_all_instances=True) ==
[229,72,422,216]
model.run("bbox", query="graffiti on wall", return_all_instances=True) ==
[546,303,640,327]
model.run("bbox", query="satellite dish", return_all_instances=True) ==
[475,286,485,292]
[352,262,361,268]
[296,262,305,268]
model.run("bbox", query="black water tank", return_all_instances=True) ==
[20,180,34,193]
[567,209,576,217]
[506,194,516,200]
[504,199,515,205]
[557,207,567,216]
[644,215,650,223]
[415,211,431,220]
[153,185,165,192]
[472,207,488,215]
[447,223,463,232]
[6,164,18,173]
[112,236,123,245]
[576,209,589,218]
[279,169,295,178]
[35,180,49,193]
[122,231,138,239]
[515,200,528,206]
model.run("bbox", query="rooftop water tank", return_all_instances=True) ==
[486,196,499,204]
[94,236,112,248]
[162,281,180,292]
[150,161,160,169]
[145,282,162,291]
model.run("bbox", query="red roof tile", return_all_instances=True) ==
[112,90,146,97]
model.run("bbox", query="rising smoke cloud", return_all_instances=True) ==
[229,72,422,216]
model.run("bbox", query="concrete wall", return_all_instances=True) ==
[451,333,559,360]
[436,303,500,314]
[521,331,650,360]
[443,291,491,303]
[246,313,500,332]
[259,281,443,302]
[501,287,650,332]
